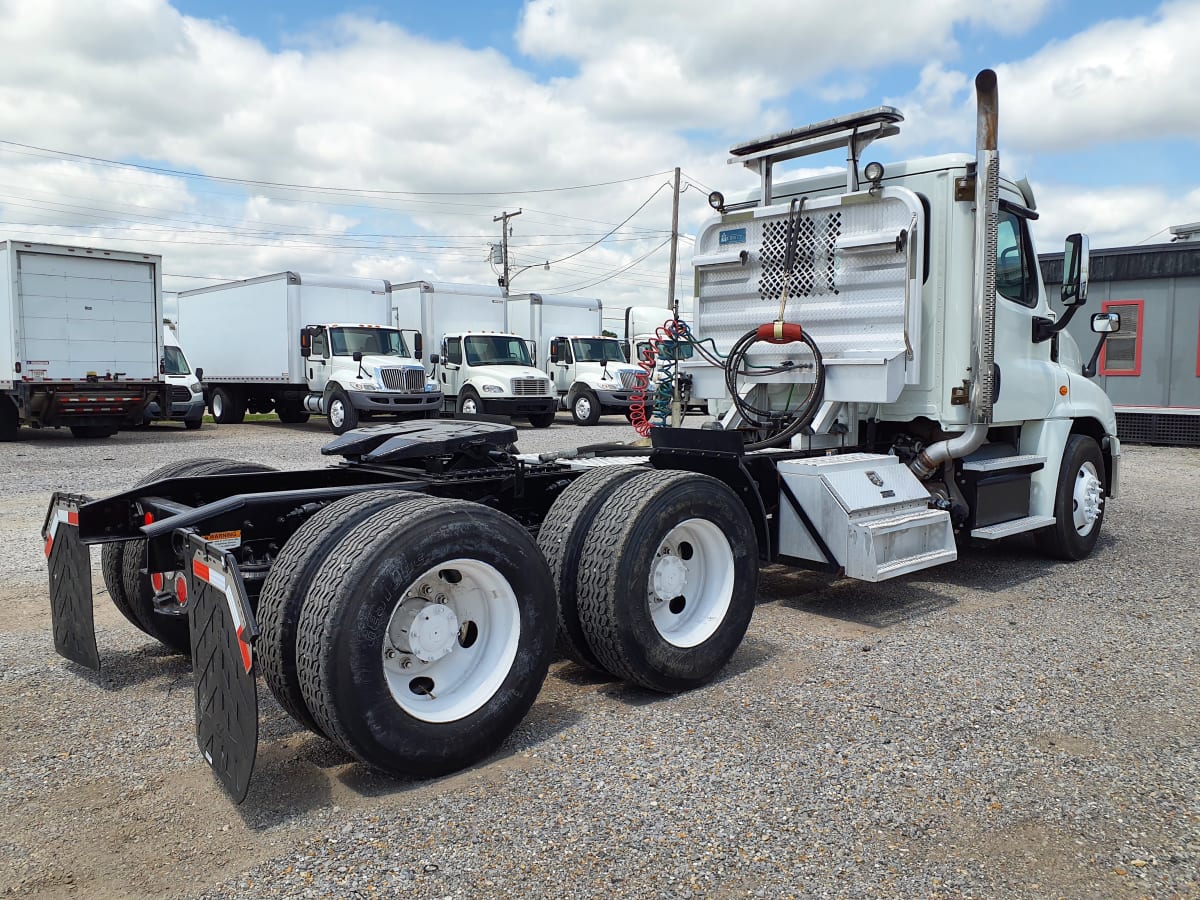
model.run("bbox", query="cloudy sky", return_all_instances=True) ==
[0,0,1194,323]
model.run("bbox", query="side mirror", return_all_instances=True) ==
[300,328,312,358]
[549,341,558,364]
[429,353,441,366]
[413,332,423,361]
[352,351,363,362]
[1061,233,1090,307]
[1091,312,1121,333]
[195,367,204,381]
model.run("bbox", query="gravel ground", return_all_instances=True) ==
[0,416,1197,899]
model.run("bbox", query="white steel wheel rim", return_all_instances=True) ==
[1072,460,1104,536]
[461,395,478,414]
[212,393,224,417]
[646,517,735,648]
[574,395,592,420]
[381,558,520,723]
[329,399,345,429]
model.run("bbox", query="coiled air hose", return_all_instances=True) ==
[723,322,825,451]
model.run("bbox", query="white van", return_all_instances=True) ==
[147,325,205,428]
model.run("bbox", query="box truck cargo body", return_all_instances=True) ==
[390,281,557,425]
[178,273,439,433]
[0,241,164,440]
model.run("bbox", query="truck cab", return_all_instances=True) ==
[434,331,557,427]
[545,334,640,425]
[301,323,439,433]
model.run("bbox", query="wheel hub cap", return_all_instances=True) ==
[576,397,591,417]
[1073,465,1103,535]
[330,402,344,428]
[389,600,460,662]
[651,554,688,600]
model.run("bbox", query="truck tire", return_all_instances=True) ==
[184,417,203,430]
[528,412,555,428]
[326,387,358,434]
[537,465,646,671]
[100,457,236,636]
[295,497,556,777]
[69,425,117,439]
[210,387,246,424]
[276,400,310,424]
[456,387,482,417]
[121,459,277,653]
[574,470,758,693]
[570,389,602,426]
[258,489,429,736]
[1042,434,1107,561]
[0,397,18,441]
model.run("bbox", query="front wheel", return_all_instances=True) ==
[1043,434,1107,561]
[457,387,482,417]
[528,412,555,428]
[295,497,556,776]
[184,417,203,430]
[326,387,359,434]
[570,389,601,426]
[574,470,758,692]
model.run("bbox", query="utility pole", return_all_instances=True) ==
[493,209,522,296]
[667,168,684,427]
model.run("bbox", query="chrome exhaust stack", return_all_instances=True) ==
[912,69,999,479]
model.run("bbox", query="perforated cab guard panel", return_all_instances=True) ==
[43,493,99,671]
[321,419,519,462]
[185,533,259,803]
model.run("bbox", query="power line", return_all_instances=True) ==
[0,139,672,198]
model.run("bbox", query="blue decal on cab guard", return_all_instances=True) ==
[719,228,747,246]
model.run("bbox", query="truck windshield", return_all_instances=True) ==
[464,335,533,367]
[329,327,408,358]
[163,345,191,376]
[572,338,626,363]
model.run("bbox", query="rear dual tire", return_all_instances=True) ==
[544,469,758,693]
[101,459,276,654]
[268,496,556,776]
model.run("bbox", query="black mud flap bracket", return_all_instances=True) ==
[185,532,260,804]
[42,492,99,671]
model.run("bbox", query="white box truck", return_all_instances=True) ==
[0,241,164,440]
[390,281,557,427]
[177,273,440,434]
[508,292,641,425]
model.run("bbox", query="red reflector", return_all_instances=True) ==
[236,626,253,673]
[151,572,165,591]
[144,511,155,526]
[191,558,210,583]
[67,511,79,526]
[175,574,188,606]
[44,536,53,558]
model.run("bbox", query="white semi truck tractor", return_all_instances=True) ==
[43,71,1120,803]
[177,273,440,434]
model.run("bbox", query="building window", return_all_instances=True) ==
[1100,299,1143,376]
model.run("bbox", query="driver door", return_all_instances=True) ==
[991,207,1056,424]
[308,328,331,393]
[549,337,573,392]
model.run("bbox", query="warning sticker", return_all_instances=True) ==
[202,529,242,550]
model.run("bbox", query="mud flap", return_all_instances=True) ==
[42,493,99,671]
[185,533,260,803]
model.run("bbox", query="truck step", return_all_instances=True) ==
[848,508,957,582]
[970,514,1056,540]
[961,454,1046,473]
